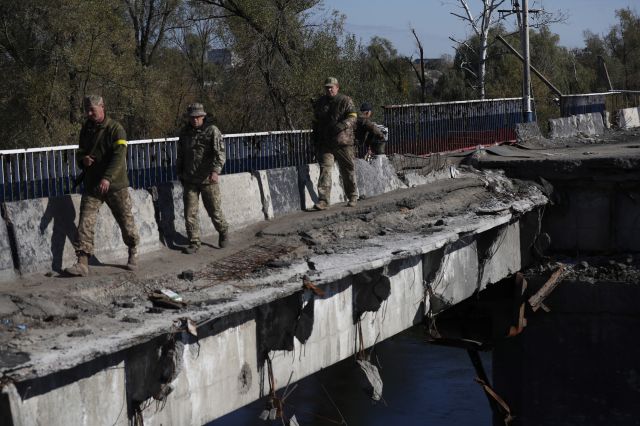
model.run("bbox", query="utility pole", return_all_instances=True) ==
[521,0,533,122]
[502,1,537,122]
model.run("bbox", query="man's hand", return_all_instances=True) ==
[209,171,219,184]
[98,178,110,194]
[82,155,96,167]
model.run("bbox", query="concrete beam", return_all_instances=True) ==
[3,360,127,426]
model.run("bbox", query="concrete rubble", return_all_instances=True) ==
[1,128,640,425]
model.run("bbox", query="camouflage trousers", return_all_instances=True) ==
[74,187,139,256]
[318,145,357,203]
[183,181,228,245]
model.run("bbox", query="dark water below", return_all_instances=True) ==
[211,326,491,426]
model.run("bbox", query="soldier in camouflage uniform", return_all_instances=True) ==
[177,103,229,253]
[65,95,140,277]
[312,77,359,210]
[356,102,387,155]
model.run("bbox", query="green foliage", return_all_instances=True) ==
[1,2,639,150]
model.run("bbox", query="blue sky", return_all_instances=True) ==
[319,0,639,58]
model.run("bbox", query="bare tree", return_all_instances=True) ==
[449,0,508,99]
[409,28,427,103]
[124,0,181,66]
[194,0,322,130]
[449,0,568,99]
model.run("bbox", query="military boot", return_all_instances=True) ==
[313,200,328,211]
[218,232,229,248]
[126,247,138,271]
[65,253,89,277]
[183,243,200,254]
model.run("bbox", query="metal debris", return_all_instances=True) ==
[529,264,565,312]
[195,240,296,285]
[149,290,187,310]
[508,272,528,337]
[302,275,325,297]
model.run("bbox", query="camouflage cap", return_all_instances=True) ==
[324,77,339,87]
[187,103,207,117]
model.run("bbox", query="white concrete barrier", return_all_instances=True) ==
[4,188,160,275]
[355,156,407,198]
[156,173,265,245]
[549,113,605,139]
[549,116,578,139]
[0,220,15,281]
[255,167,301,219]
[576,112,605,135]
[299,163,345,210]
[618,107,640,130]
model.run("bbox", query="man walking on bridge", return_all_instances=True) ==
[66,95,139,277]
[177,103,229,254]
[312,77,359,210]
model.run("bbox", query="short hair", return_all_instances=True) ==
[83,95,104,109]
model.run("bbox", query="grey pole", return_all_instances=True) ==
[521,0,533,122]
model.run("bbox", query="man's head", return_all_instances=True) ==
[360,102,373,118]
[83,95,105,124]
[187,103,207,128]
[324,77,339,98]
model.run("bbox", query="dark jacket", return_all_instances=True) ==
[77,116,129,195]
[176,120,226,185]
[312,93,358,147]
[356,115,385,146]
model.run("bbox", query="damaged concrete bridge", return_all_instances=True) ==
[1,136,639,425]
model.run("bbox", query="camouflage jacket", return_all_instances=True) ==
[356,115,385,146]
[312,93,358,147]
[77,116,129,196]
[176,121,226,185]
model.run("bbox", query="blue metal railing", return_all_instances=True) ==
[0,131,315,202]
[0,98,534,201]
[382,97,527,156]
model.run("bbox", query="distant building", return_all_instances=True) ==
[207,49,240,68]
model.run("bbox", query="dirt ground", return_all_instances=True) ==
[1,127,639,380]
